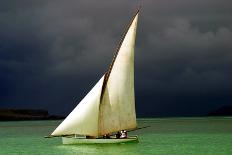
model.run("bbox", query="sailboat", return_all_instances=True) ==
[48,9,140,144]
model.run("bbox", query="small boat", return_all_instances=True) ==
[62,136,138,145]
[47,8,140,144]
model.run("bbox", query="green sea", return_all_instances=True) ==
[0,117,232,155]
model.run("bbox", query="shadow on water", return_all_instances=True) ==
[56,142,141,155]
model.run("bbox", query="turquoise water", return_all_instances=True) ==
[0,117,232,155]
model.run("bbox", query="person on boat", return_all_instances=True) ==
[120,130,127,138]
[116,131,121,139]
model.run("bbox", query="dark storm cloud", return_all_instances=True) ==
[0,0,232,116]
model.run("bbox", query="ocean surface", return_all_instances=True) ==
[0,117,232,155]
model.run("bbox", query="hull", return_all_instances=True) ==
[62,136,138,144]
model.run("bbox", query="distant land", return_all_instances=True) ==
[1,105,231,121]
[0,109,65,121]
[207,106,232,116]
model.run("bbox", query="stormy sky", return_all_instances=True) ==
[0,0,232,117]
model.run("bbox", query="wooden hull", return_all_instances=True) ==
[62,136,138,144]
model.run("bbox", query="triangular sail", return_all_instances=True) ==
[51,76,104,136]
[98,12,139,135]
[51,10,139,137]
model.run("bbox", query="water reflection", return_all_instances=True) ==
[56,143,141,155]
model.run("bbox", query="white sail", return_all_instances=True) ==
[99,13,139,135]
[51,76,104,136]
[51,11,139,137]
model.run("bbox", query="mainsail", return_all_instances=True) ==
[99,12,138,135]
[51,10,139,137]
